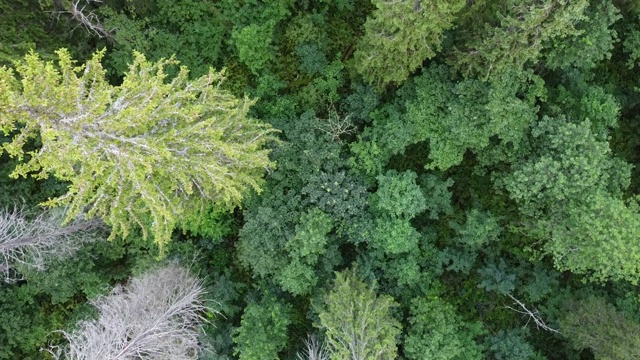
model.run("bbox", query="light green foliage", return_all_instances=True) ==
[233,294,292,360]
[373,170,426,218]
[504,117,640,282]
[544,0,621,71]
[404,66,541,170]
[354,0,465,87]
[279,208,333,295]
[370,170,423,253]
[560,296,640,360]
[453,0,588,79]
[316,268,401,360]
[404,297,484,360]
[232,23,276,75]
[0,49,277,251]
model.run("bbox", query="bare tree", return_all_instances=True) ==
[297,335,330,360]
[0,206,104,282]
[55,264,213,360]
[53,0,114,40]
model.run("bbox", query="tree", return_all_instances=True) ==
[451,0,589,79]
[232,293,292,360]
[0,206,103,282]
[353,0,465,88]
[315,268,401,360]
[0,49,278,251]
[560,296,640,360]
[403,297,484,360]
[54,264,213,359]
[503,117,640,282]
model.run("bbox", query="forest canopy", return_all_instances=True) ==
[1,0,640,359]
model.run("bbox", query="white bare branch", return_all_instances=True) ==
[57,0,114,40]
[0,206,105,283]
[505,293,559,334]
[314,104,355,143]
[56,264,214,360]
[297,334,330,360]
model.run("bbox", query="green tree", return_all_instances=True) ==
[560,296,640,360]
[315,268,401,360]
[503,117,640,282]
[404,297,484,360]
[0,49,278,251]
[452,0,588,79]
[233,293,292,360]
[353,0,465,88]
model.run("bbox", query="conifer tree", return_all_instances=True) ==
[0,49,278,250]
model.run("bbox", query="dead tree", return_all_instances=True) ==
[55,264,213,360]
[0,206,104,282]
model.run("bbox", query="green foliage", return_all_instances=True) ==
[451,208,501,248]
[486,329,542,360]
[372,170,426,218]
[354,0,465,87]
[278,208,333,295]
[544,0,621,71]
[101,0,226,77]
[238,112,368,294]
[232,23,276,75]
[315,268,401,360]
[404,65,541,170]
[233,293,292,360]
[452,0,589,79]
[560,296,640,360]
[0,49,277,251]
[503,117,640,282]
[404,297,484,360]
[0,0,92,65]
[233,294,291,360]
[478,259,516,295]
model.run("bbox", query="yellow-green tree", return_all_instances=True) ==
[354,0,465,88]
[0,49,278,251]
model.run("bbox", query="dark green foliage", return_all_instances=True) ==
[486,329,542,360]
[560,296,640,360]
[404,297,484,360]
[451,0,589,79]
[102,0,226,77]
[4,1,640,359]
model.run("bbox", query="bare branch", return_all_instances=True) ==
[57,0,114,41]
[0,206,105,283]
[57,264,215,360]
[314,104,355,143]
[504,293,559,334]
[297,334,330,360]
